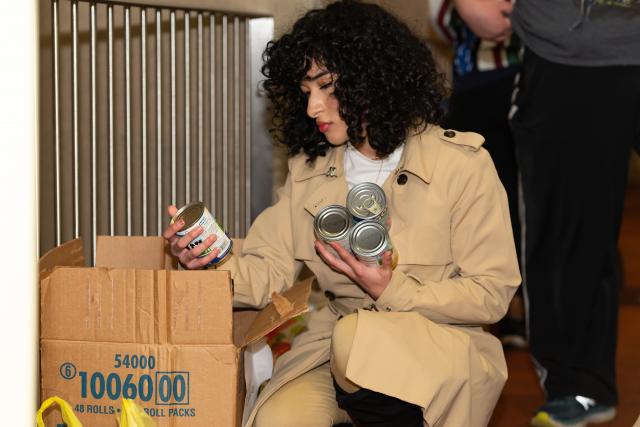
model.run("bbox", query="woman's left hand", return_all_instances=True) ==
[314,240,392,300]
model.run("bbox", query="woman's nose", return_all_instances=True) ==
[306,92,323,118]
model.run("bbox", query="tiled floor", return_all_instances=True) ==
[489,184,640,426]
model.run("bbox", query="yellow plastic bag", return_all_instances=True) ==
[36,396,83,427]
[118,399,156,427]
[36,397,155,427]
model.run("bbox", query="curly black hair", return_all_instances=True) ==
[261,0,446,162]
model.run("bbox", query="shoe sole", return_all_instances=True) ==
[500,334,527,349]
[530,408,617,427]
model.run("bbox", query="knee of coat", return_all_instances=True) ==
[254,395,334,427]
[331,313,358,377]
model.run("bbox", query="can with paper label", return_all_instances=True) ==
[171,201,233,266]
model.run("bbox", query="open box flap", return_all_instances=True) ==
[39,239,85,280]
[242,277,312,348]
[95,235,177,270]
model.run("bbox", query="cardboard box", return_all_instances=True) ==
[39,236,310,426]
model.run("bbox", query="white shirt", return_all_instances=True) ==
[344,142,404,189]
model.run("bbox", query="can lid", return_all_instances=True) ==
[350,220,388,256]
[171,201,205,230]
[347,183,386,219]
[314,205,351,240]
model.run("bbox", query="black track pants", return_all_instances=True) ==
[510,48,640,405]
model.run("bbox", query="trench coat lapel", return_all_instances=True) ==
[297,128,440,218]
[298,144,349,216]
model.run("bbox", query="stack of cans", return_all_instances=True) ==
[314,183,395,267]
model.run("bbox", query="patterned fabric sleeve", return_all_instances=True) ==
[430,0,522,78]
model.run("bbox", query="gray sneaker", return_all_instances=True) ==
[530,395,616,427]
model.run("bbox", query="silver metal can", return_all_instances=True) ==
[346,182,388,227]
[171,201,233,266]
[314,205,352,256]
[349,220,394,267]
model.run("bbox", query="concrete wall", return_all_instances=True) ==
[2,2,39,424]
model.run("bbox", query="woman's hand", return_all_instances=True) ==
[315,240,393,300]
[162,205,220,269]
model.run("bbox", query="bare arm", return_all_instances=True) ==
[453,0,513,42]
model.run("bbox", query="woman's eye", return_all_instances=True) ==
[320,82,333,90]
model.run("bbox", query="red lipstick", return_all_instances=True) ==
[317,121,330,133]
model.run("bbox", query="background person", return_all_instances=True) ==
[457,0,640,425]
[438,0,525,348]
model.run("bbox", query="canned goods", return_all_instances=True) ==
[314,205,352,256]
[349,220,395,267]
[171,201,233,266]
[346,182,388,227]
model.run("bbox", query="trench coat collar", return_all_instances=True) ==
[294,126,439,185]
[296,127,439,215]
[296,144,349,216]
[294,143,347,183]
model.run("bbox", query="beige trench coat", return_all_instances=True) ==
[220,125,521,427]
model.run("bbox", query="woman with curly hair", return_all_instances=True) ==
[163,1,520,426]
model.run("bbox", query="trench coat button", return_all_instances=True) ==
[385,306,391,312]
[324,290,336,301]
[444,130,456,138]
[397,174,408,185]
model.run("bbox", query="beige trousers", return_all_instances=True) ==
[254,313,360,427]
